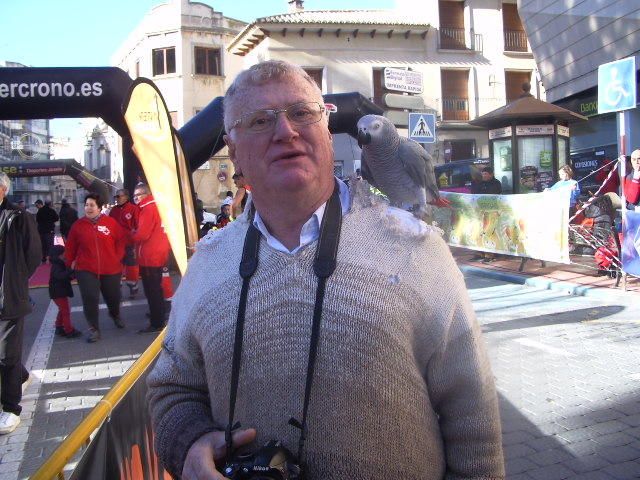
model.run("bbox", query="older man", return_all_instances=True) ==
[148,60,504,479]
[131,184,170,333]
[0,174,40,434]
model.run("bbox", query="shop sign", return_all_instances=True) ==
[557,125,570,137]
[489,126,512,139]
[516,125,554,136]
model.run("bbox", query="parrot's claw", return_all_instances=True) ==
[428,197,452,208]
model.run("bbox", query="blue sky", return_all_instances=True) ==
[1,0,397,68]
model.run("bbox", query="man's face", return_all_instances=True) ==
[631,153,640,172]
[133,190,147,204]
[224,76,334,204]
[115,191,129,206]
[481,171,493,182]
[35,202,43,209]
[221,205,231,217]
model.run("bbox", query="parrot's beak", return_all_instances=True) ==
[357,129,371,148]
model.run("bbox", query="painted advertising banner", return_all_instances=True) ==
[622,211,640,276]
[433,190,570,263]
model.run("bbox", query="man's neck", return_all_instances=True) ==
[254,186,333,251]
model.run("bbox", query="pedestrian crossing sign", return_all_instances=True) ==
[408,112,436,143]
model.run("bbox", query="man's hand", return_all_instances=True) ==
[182,428,257,480]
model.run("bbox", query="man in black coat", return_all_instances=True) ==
[470,167,503,263]
[58,198,78,239]
[0,173,41,434]
[34,199,58,262]
[471,166,503,195]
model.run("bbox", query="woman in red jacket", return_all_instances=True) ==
[65,193,126,343]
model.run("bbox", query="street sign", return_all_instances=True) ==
[408,112,436,143]
[383,67,423,94]
[597,57,637,114]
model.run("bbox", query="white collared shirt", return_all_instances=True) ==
[253,178,351,254]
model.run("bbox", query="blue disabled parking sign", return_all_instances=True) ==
[408,112,436,143]
[598,57,637,114]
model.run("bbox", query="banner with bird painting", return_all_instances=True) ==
[432,190,570,263]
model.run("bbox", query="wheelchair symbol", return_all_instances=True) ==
[605,67,630,107]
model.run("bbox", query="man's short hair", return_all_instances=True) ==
[223,60,323,132]
[134,184,150,195]
[35,199,43,206]
[232,173,243,180]
[0,172,10,192]
[117,188,130,197]
[481,167,494,174]
[61,198,68,205]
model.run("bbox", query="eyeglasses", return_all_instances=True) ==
[230,102,324,133]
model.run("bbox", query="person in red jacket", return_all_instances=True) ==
[65,193,127,343]
[624,150,640,209]
[132,184,171,333]
[109,189,140,298]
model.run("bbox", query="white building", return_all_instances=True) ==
[112,0,246,209]
[228,0,544,171]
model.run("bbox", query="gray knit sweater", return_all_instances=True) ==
[147,181,504,479]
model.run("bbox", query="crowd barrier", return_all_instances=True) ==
[32,332,168,480]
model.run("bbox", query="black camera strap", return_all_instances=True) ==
[225,181,343,466]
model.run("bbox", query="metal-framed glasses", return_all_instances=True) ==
[230,102,324,133]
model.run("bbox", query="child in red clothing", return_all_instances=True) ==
[48,246,81,338]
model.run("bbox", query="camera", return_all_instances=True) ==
[221,440,302,479]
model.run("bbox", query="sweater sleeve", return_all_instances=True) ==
[424,245,505,478]
[147,301,220,477]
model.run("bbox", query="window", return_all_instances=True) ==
[194,47,221,76]
[444,139,476,162]
[439,0,466,49]
[303,68,323,90]
[502,3,527,52]
[505,71,531,103]
[440,69,469,121]
[152,47,176,76]
[372,69,394,109]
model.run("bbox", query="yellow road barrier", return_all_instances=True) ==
[31,330,166,480]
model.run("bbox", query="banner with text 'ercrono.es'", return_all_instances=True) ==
[433,190,570,263]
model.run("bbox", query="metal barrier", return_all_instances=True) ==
[31,331,166,480]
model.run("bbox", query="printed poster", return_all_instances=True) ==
[622,211,640,276]
[433,190,570,263]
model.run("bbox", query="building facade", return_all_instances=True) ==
[0,61,53,208]
[111,0,246,210]
[518,0,640,171]
[228,0,543,174]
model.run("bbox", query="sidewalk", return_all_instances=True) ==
[452,247,640,302]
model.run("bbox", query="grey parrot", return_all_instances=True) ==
[357,114,446,217]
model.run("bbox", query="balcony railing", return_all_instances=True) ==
[503,29,528,52]
[441,97,469,121]
[438,27,483,52]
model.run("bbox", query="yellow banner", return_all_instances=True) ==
[433,190,570,263]
[123,80,197,275]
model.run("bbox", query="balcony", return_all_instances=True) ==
[441,97,469,121]
[503,29,528,52]
[438,27,483,52]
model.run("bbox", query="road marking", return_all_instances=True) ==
[2,301,58,480]
[514,338,576,357]
[69,299,147,313]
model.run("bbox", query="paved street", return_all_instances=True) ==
[2,270,640,479]
[467,273,640,480]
